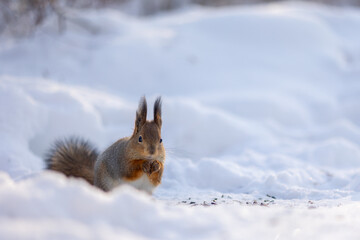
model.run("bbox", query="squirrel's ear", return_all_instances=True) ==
[134,96,147,134]
[154,96,162,128]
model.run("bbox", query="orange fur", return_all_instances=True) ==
[123,159,146,181]
[122,159,163,186]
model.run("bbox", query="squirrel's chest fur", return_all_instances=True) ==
[120,159,163,194]
[125,174,156,194]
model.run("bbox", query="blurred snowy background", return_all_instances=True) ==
[1,0,360,239]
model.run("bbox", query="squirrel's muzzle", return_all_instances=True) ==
[148,145,155,155]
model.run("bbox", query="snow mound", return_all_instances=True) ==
[1,172,360,240]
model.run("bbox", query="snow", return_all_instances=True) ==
[0,172,360,239]
[1,1,360,239]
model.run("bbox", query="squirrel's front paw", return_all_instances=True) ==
[143,160,161,175]
[142,161,152,174]
[150,160,161,174]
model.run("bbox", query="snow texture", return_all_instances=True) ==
[1,1,360,239]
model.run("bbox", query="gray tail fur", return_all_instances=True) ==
[45,137,98,185]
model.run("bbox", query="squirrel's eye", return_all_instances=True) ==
[138,136,143,143]
[160,138,163,143]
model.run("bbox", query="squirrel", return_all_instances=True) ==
[45,96,165,194]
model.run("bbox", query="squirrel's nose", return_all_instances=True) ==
[149,146,155,155]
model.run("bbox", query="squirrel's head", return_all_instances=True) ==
[127,96,165,162]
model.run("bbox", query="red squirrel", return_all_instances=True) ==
[46,96,165,194]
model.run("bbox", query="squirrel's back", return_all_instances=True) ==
[45,137,98,184]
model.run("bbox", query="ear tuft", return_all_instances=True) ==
[154,96,162,128]
[138,96,147,117]
[134,96,147,134]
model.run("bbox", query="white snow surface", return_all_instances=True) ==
[1,1,360,239]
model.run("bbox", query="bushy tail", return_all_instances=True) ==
[45,137,98,185]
